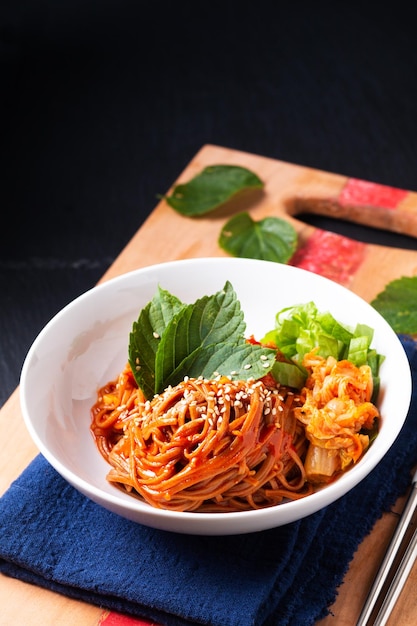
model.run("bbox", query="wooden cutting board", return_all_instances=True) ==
[103,144,417,304]
[1,144,417,626]
[99,143,417,626]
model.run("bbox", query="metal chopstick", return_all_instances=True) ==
[356,468,417,626]
[372,526,417,625]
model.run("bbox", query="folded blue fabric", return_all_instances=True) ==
[1,335,417,626]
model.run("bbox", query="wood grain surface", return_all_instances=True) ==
[1,144,416,626]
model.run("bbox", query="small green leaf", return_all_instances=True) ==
[128,281,279,399]
[270,360,307,389]
[219,212,297,263]
[128,286,185,398]
[163,342,276,389]
[371,276,417,335]
[162,165,264,217]
[154,281,245,393]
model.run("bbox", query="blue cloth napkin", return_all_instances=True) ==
[1,335,417,626]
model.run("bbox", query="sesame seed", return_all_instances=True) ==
[244,363,252,370]
[153,331,160,339]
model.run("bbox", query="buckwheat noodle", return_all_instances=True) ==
[90,364,313,512]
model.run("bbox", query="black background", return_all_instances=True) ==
[2,2,417,407]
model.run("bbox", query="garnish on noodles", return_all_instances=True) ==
[90,283,383,513]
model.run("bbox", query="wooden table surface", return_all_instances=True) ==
[1,144,417,626]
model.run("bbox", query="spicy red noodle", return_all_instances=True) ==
[90,364,313,512]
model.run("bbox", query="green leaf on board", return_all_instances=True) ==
[162,165,264,216]
[218,212,298,263]
[371,276,417,335]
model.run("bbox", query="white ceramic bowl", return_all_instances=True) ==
[20,258,412,535]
